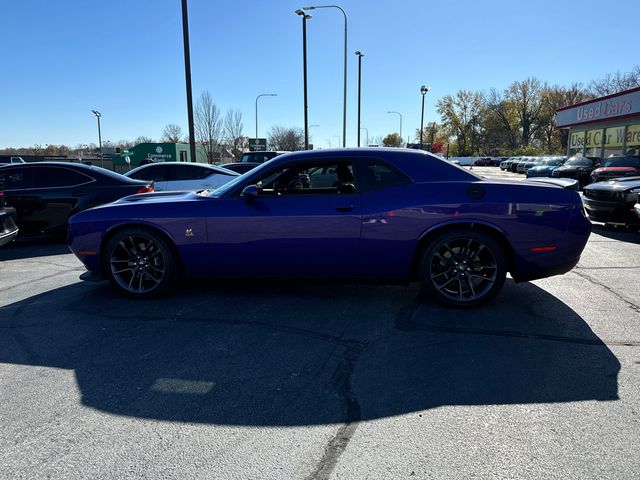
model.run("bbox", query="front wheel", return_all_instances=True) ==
[105,228,178,298]
[420,229,507,307]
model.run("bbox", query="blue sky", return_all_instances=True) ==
[1,0,638,149]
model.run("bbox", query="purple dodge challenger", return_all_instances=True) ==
[68,149,591,307]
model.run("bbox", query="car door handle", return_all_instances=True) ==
[72,190,85,197]
[336,205,354,212]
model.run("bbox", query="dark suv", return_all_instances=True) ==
[222,151,288,174]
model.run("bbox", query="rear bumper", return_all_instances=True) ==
[510,207,591,282]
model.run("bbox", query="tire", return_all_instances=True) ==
[104,227,178,298]
[420,229,507,307]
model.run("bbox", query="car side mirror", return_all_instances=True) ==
[241,184,259,202]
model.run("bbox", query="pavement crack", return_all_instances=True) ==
[572,270,640,314]
[305,344,363,480]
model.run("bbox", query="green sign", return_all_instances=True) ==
[249,138,267,151]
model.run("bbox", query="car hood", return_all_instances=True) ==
[593,167,637,174]
[84,191,201,211]
[528,165,559,172]
[555,165,587,171]
[584,176,640,192]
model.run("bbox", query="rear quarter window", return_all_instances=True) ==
[0,168,32,190]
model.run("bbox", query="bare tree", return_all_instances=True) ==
[589,65,640,96]
[267,126,304,151]
[538,83,591,153]
[507,77,546,147]
[223,109,246,159]
[134,136,154,144]
[195,91,223,163]
[161,124,183,143]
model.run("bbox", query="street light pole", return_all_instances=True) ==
[387,111,402,144]
[255,93,277,146]
[355,51,364,147]
[420,85,430,150]
[181,0,197,163]
[296,9,312,150]
[304,5,347,147]
[91,110,103,167]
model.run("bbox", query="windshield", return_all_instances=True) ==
[203,161,274,197]
[542,159,563,166]
[564,157,593,167]
[601,157,640,168]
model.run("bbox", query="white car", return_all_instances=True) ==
[125,162,238,191]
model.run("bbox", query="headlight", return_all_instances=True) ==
[624,188,640,202]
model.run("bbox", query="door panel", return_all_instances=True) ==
[205,194,362,278]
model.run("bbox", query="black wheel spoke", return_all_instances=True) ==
[110,234,166,295]
[429,235,500,304]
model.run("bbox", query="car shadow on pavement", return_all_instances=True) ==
[0,238,69,261]
[590,224,640,244]
[0,279,620,426]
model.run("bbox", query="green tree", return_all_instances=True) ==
[382,133,403,147]
[436,90,483,156]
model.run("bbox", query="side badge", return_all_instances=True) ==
[185,228,194,238]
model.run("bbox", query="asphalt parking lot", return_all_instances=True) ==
[1,167,639,479]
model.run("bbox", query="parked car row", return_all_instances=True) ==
[473,157,506,167]
[500,156,567,175]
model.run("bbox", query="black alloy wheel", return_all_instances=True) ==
[421,229,507,307]
[105,228,178,298]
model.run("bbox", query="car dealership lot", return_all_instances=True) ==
[1,168,639,479]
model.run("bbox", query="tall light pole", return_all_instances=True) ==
[181,0,196,163]
[91,110,103,167]
[360,127,369,146]
[255,93,277,147]
[420,85,430,150]
[355,51,364,147]
[303,5,347,147]
[387,111,402,145]
[296,9,312,150]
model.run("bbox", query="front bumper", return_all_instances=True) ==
[582,198,639,226]
[0,209,19,247]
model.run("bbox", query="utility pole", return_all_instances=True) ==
[181,0,197,163]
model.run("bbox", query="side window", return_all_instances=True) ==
[0,168,32,190]
[130,165,169,181]
[34,167,93,188]
[173,165,212,180]
[359,160,410,192]
[255,162,355,195]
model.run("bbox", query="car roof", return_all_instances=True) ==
[127,162,239,176]
[0,161,148,184]
[248,148,479,182]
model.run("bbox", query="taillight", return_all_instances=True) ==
[136,185,154,194]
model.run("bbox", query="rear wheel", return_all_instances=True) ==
[105,228,177,298]
[420,229,507,307]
